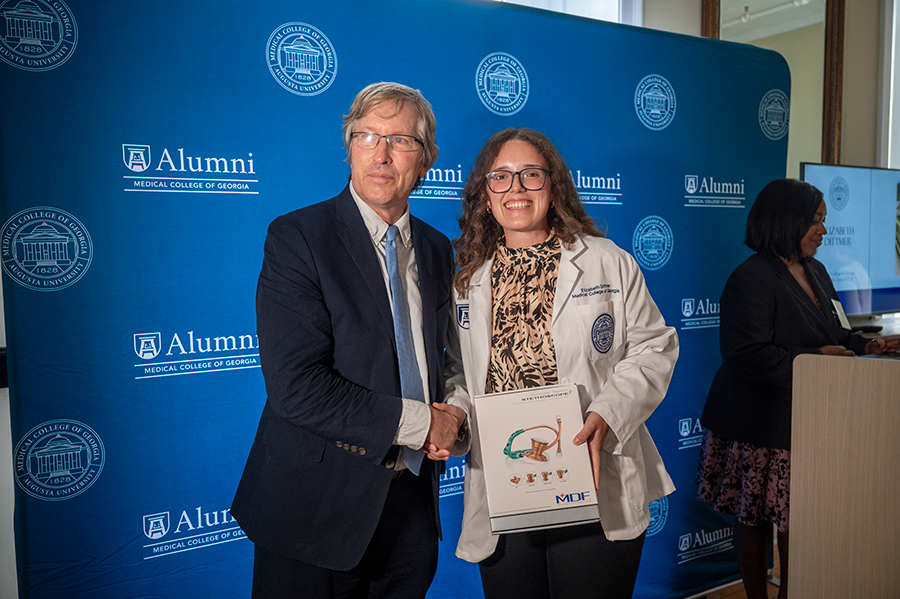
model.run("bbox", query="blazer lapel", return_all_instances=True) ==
[333,188,395,341]
[767,256,839,343]
[805,261,843,340]
[410,217,438,399]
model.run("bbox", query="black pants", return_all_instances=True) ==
[478,520,646,599]
[251,468,438,599]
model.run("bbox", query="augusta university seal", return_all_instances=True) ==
[475,52,529,116]
[14,420,105,501]
[632,215,674,271]
[634,74,676,131]
[758,89,790,141]
[266,22,337,96]
[0,0,77,71]
[1,206,93,291]
[829,176,850,211]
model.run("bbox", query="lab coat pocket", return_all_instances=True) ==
[575,299,625,362]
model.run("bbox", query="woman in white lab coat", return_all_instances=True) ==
[436,128,679,599]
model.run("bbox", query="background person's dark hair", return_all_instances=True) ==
[745,179,823,261]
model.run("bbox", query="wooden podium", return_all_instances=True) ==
[790,354,900,598]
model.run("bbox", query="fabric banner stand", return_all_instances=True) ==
[0,1,789,597]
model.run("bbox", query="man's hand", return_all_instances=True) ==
[423,403,465,461]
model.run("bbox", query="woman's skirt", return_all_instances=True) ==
[696,429,791,532]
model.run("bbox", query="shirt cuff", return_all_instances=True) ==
[394,398,431,450]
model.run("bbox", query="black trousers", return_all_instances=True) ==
[478,520,646,599]
[251,467,438,599]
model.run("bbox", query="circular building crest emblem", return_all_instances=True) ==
[634,74,676,130]
[758,89,790,140]
[0,0,77,71]
[632,215,674,271]
[266,22,337,96]
[829,176,850,211]
[475,52,529,116]
[646,496,669,537]
[14,420,105,501]
[1,207,92,291]
[591,314,615,354]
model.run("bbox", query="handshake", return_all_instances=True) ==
[423,403,467,461]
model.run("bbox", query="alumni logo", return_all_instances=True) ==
[679,297,719,330]
[0,0,77,71]
[410,161,465,201]
[677,526,734,564]
[475,52,529,116]
[142,503,246,559]
[677,417,704,450]
[456,304,470,330]
[133,329,260,380]
[266,22,337,96]
[121,143,259,194]
[573,169,623,205]
[683,174,746,208]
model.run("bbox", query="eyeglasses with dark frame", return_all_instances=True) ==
[484,168,550,194]
[351,131,424,153]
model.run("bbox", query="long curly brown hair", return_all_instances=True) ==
[453,128,604,296]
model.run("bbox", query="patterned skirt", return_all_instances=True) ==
[696,429,791,532]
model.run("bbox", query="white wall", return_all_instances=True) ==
[843,0,882,167]
[643,0,701,36]
[753,22,826,179]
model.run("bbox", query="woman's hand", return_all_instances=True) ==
[820,345,855,356]
[573,411,610,491]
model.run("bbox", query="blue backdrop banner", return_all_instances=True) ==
[0,1,788,597]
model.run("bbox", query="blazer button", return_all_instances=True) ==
[359,448,366,456]
[350,446,358,453]
[335,441,343,448]
[384,459,395,469]
[343,443,350,451]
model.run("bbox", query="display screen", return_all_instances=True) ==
[800,163,900,316]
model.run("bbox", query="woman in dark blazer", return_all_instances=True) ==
[696,179,899,599]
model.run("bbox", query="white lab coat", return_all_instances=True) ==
[443,234,678,563]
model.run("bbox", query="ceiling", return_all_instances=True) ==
[720,0,826,43]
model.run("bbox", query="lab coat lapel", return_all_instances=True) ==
[552,235,588,328]
[468,260,493,395]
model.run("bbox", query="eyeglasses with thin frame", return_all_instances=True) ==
[351,131,424,152]
[485,168,550,193]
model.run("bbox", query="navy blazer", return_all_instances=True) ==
[231,186,453,570]
[701,253,868,450]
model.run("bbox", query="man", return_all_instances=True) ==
[232,82,466,598]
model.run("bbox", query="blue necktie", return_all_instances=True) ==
[385,225,426,475]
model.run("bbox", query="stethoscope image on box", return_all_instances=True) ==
[502,416,562,462]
